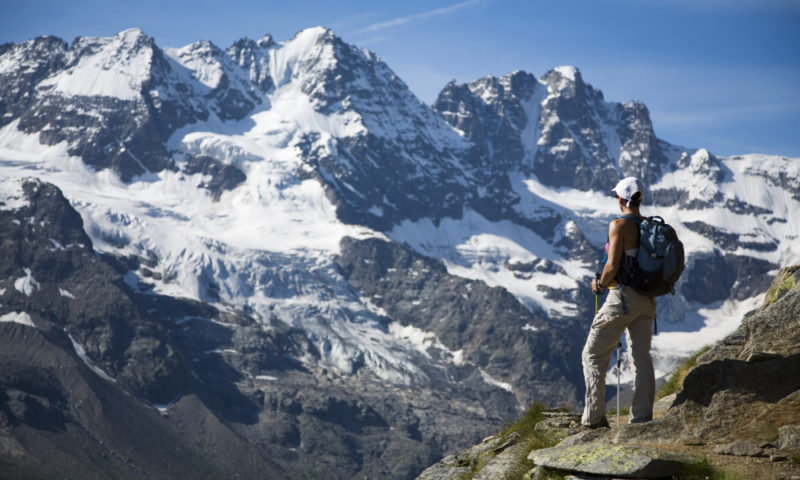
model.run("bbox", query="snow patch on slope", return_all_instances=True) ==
[389,322,465,366]
[389,208,579,317]
[0,176,28,210]
[520,80,548,158]
[14,268,40,296]
[654,153,800,264]
[0,312,36,328]
[69,334,116,382]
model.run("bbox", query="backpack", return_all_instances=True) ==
[618,215,685,297]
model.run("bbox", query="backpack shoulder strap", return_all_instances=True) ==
[618,214,642,249]
[619,214,642,224]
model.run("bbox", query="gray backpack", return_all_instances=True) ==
[619,216,685,297]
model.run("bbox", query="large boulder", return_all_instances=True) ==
[528,443,690,478]
[777,425,800,451]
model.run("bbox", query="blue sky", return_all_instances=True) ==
[2,0,799,157]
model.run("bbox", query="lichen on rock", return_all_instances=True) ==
[528,443,691,478]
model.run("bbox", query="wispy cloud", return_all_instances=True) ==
[356,35,393,47]
[354,0,482,35]
[329,12,380,32]
[614,0,800,12]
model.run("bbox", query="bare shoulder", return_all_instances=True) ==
[609,217,638,241]
[608,218,627,234]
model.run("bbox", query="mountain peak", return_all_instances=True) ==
[553,65,580,81]
[115,27,148,42]
[257,34,274,48]
[542,65,586,94]
[290,26,335,46]
[72,27,155,55]
[35,28,156,101]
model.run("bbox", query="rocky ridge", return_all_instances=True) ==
[416,266,800,479]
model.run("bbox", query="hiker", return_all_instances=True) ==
[581,177,656,429]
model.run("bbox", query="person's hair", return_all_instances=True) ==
[617,191,642,207]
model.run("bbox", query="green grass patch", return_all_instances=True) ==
[791,451,800,465]
[498,403,559,479]
[500,402,547,438]
[656,345,712,400]
[763,267,799,307]
[501,403,563,455]
[606,405,630,416]
[678,458,741,480]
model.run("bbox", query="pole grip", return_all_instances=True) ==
[594,273,601,313]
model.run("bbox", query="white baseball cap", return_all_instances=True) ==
[611,177,644,207]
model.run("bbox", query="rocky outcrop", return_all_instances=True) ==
[778,425,800,450]
[618,265,800,447]
[415,410,701,480]
[417,266,800,479]
[529,443,689,478]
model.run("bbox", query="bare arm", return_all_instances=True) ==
[592,219,625,294]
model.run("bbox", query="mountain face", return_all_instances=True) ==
[0,178,515,479]
[433,67,671,193]
[1,26,799,479]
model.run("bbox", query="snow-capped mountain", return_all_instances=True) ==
[428,67,798,374]
[1,26,798,479]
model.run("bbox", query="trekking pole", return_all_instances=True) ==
[594,273,601,313]
[616,340,622,430]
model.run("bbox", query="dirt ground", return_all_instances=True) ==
[651,441,800,480]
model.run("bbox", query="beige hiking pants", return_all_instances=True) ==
[581,284,656,426]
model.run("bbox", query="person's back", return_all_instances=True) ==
[580,177,656,429]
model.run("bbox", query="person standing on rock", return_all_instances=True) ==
[581,177,656,429]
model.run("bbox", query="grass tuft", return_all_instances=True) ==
[462,403,564,480]
[656,345,712,400]
[500,403,546,438]
[606,405,630,416]
[763,267,798,307]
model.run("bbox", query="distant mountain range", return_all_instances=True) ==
[1,26,798,479]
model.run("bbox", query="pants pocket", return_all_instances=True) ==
[592,291,625,329]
